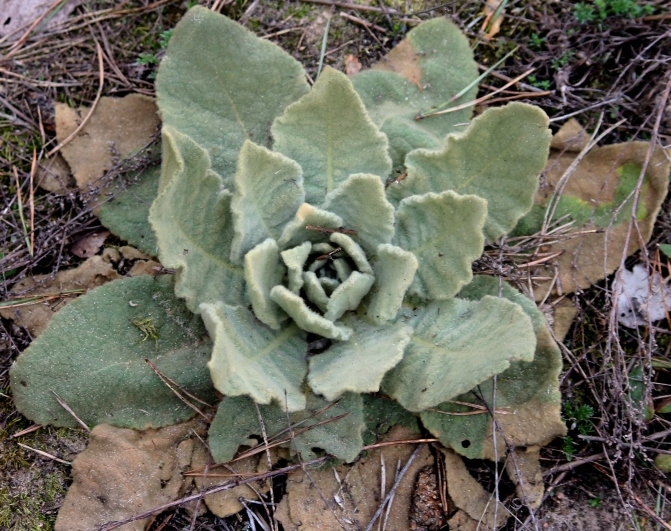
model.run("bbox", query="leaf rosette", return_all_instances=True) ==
[11,6,563,465]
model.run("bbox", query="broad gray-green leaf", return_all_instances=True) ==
[201,302,307,412]
[420,276,565,459]
[351,18,478,168]
[330,232,373,275]
[366,244,418,324]
[208,393,365,463]
[323,272,375,321]
[394,191,486,300]
[382,296,536,412]
[231,141,304,260]
[10,275,216,429]
[98,164,160,256]
[156,6,309,185]
[270,286,353,341]
[149,127,245,312]
[308,320,411,400]
[272,67,392,204]
[394,103,551,240]
[278,203,344,249]
[281,242,311,294]
[245,238,287,330]
[322,174,395,254]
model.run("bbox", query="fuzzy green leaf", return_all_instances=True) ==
[98,164,160,256]
[272,67,392,204]
[149,127,245,312]
[245,238,287,330]
[156,6,309,185]
[231,141,305,260]
[208,393,365,463]
[351,18,478,167]
[394,191,486,300]
[303,271,330,312]
[382,296,536,412]
[362,394,419,445]
[308,319,411,400]
[270,285,353,341]
[10,275,216,429]
[393,103,551,240]
[322,174,395,254]
[323,272,375,321]
[278,203,344,249]
[330,232,373,275]
[420,276,564,459]
[281,242,312,294]
[201,302,307,412]
[366,244,418,324]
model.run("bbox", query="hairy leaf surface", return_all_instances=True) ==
[10,276,216,429]
[308,319,411,400]
[201,302,308,412]
[156,6,309,185]
[351,18,478,167]
[394,103,551,240]
[272,67,392,203]
[149,127,245,312]
[420,277,565,459]
[208,393,365,463]
[382,296,536,412]
[394,191,486,299]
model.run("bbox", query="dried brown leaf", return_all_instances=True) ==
[71,230,110,258]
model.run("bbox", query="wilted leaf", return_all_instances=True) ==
[0,0,81,40]
[35,154,75,195]
[55,420,199,531]
[0,254,120,337]
[208,393,364,463]
[70,230,110,258]
[55,94,159,195]
[351,17,478,167]
[505,446,545,509]
[272,67,392,204]
[516,120,670,300]
[10,275,217,429]
[156,5,309,185]
[344,54,362,75]
[480,0,505,40]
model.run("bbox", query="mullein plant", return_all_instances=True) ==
[11,7,565,465]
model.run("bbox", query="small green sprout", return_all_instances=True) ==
[588,497,603,509]
[528,32,545,50]
[527,75,551,90]
[131,317,159,350]
[551,50,575,70]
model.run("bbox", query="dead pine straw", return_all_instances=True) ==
[2,1,671,530]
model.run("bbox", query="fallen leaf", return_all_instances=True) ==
[275,425,433,531]
[0,0,81,40]
[55,420,202,531]
[519,120,670,301]
[0,254,120,337]
[505,446,544,509]
[480,0,504,40]
[548,298,578,342]
[71,230,110,258]
[189,446,274,518]
[441,448,508,529]
[55,94,160,205]
[35,154,75,195]
[344,54,362,75]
